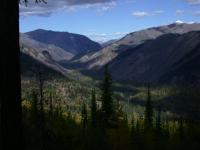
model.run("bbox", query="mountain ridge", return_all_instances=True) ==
[25,29,102,55]
[73,23,200,70]
[108,31,200,84]
[20,23,200,85]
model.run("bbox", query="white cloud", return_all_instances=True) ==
[67,0,116,6]
[188,21,195,24]
[175,20,196,24]
[132,11,149,17]
[87,32,128,37]
[85,31,128,42]
[19,0,116,17]
[154,10,165,14]
[132,10,165,18]
[97,1,116,12]
[176,10,185,14]
[185,0,200,5]
[114,32,129,35]
[175,20,184,24]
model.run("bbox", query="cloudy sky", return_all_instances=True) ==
[20,0,200,42]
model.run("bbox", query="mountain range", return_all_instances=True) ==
[20,22,200,85]
[109,31,200,84]
[20,33,71,77]
[73,23,200,69]
[26,29,102,55]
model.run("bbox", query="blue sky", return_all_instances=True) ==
[20,0,200,42]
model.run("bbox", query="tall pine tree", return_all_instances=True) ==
[144,83,153,130]
[156,107,161,134]
[31,90,39,125]
[91,89,97,127]
[49,91,53,119]
[179,118,184,139]
[101,64,113,127]
[81,102,88,129]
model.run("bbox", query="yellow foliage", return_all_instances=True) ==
[22,100,32,110]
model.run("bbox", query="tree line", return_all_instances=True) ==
[21,65,200,150]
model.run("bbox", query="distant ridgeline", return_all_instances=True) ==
[20,23,200,85]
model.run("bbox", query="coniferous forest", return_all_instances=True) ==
[21,66,200,150]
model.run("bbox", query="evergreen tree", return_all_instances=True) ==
[31,90,39,124]
[1,1,25,149]
[131,115,135,137]
[56,99,63,118]
[38,69,44,116]
[81,102,88,129]
[115,98,120,121]
[156,107,161,134]
[101,64,114,127]
[91,89,97,127]
[144,83,153,130]
[36,69,46,149]
[20,0,47,4]
[117,103,127,126]
[49,91,53,119]
[1,1,46,150]
[135,118,141,135]
[179,118,184,138]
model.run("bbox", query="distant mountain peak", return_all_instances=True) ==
[73,22,200,72]
[25,29,102,55]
